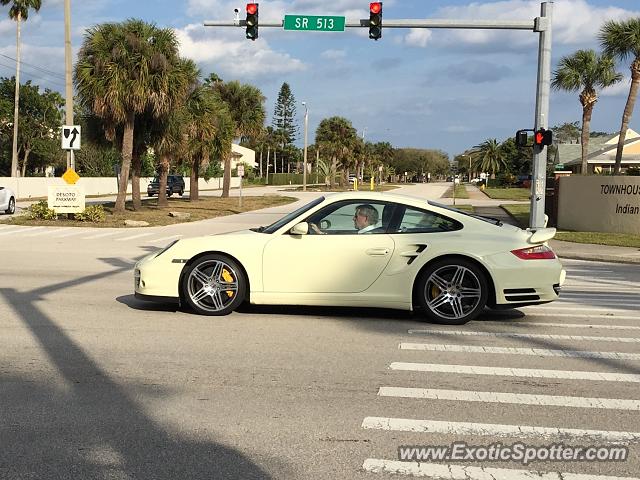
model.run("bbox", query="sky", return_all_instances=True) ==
[1,0,640,157]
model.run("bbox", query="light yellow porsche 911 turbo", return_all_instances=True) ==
[134,192,566,324]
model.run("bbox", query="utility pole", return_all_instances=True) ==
[302,102,308,191]
[10,12,22,177]
[64,0,74,171]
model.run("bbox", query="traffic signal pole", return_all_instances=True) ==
[530,2,553,230]
[205,2,553,230]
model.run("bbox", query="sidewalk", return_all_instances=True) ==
[463,184,640,265]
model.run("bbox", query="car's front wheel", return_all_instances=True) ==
[417,258,488,325]
[182,254,246,316]
[5,197,15,214]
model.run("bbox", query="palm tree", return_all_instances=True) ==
[473,139,507,186]
[600,18,640,174]
[552,49,622,175]
[1,0,42,177]
[210,81,266,197]
[315,116,359,187]
[183,86,234,201]
[75,20,188,212]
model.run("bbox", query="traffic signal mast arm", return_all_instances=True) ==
[204,19,537,30]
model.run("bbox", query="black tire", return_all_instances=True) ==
[168,188,173,197]
[416,257,488,325]
[147,192,154,197]
[179,189,184,196]
[181,254,246,316]
[5,197,15,215]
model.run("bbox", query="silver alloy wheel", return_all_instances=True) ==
[186,259,239,313]
[424,265,482,321]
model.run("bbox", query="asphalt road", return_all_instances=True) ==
[1,185,639,480]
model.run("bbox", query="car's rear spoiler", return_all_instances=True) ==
[526,227,556,244]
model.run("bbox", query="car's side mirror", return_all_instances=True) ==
[290,222,309,235]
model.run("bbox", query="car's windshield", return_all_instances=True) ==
[428,200,503,226]
[255,196,325,234]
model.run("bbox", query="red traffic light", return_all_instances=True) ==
[370,2,382,14]
[535,131,544,145]
[246,3,258,14]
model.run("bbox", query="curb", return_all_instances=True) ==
[556,253,640,265]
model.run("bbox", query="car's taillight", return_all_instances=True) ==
[511,245,556,260]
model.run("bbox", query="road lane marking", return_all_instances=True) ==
[361,417,640,442]
[524,306,635,313]
[407,329,640,343]
[115,233,154,241]
[0,226,44,235]
[399,343,640,360]
[54,229,90,237]
[362,459,637,479]
[389,362,640,383]
[490,321,640,330]
[516,314,640,321]
[82,231,120,239]
[24,228,71,237]
[378,387,640,410]
[147,234,183,243]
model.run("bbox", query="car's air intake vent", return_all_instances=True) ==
[505,294,541,302]
[504,288,536,294]
[405,244,429,265]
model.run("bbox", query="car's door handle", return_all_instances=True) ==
[366,248,390,256]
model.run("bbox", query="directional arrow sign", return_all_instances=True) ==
[61,125,81,150]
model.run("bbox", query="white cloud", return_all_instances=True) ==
[405,29,432,48]
[601,76,631,97]
[403,0,640,49]
[321,49,346,60]
[175,24,306,78]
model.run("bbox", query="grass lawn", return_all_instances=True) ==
[442,184,469,199]
[8,195,297,228]
[500,204,640,248]
[482,187,530,201]
[448,204,474,212]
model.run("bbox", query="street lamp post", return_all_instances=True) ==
[302,102,308,192]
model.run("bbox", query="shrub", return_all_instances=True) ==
[27,200,58,220]
[75,205,106,222]
[627,167,640,176]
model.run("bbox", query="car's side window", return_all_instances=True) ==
[305,201,390,235]
[394,207,462,234]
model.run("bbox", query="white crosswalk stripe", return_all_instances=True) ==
[485,320,640,329]
[362,459,637,480]
[361,417,640,442]
[378,387,640,410]
[389,362,640,383]
[399,343,640,360]
[407,329,640,343]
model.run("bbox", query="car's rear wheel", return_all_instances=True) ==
[179,189,184,196]
[6,197,15,214]
[182,254,246,316]
[417,258,488,325]
[167,188,173,197]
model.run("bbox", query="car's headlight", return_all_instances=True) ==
[155,239,180,258]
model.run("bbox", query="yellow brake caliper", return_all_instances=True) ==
[222,269,235,298]
[431,284,440,299]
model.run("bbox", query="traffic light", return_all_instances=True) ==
[369,2,382,40]
[533,128,553,147]
[246,3,259,41]
[515,130,528,147]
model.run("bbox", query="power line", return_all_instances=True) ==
[0,62,67,89]
[0,53,66,80]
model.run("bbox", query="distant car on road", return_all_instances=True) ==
[135,192,565,324]
[0,186,15,214]
[147,175,185,197]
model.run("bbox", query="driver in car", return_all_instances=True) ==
[353,204,379,234]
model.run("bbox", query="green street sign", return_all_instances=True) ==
[284,15,346,32]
